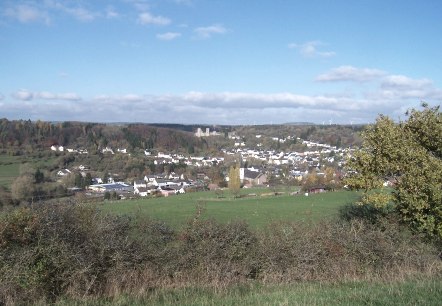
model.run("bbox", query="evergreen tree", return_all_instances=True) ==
[34,169,44,184]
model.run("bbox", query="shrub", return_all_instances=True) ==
[171,217,259,285]
[257,219,438,282]
[0,203,440,305]
[0,204,139,304]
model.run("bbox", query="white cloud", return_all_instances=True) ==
[43,1,97,22]
[105,6,119,19]
[316,66,387,82]
[64,7,96,21]
[373,75,442,101]
[5,69,440,124]
[4,4,50,24]
[12,90,81,101]
[156,32,181,40]
[13,89,34,101]
[93,94,145,103]
[289,41,335,58]
[125,0,150,12]
[194,24,227,39]
[381,75,433,89]
[0,93,4,101]
[0,89,428,124]
[35,92,81,101]
[138,12,171,26]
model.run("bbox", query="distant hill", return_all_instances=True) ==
[0,119,205,154]
[0,118,365,154]
[283,122,315,125]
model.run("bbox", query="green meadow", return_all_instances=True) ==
[0,155,21,189]
[56,278,442,306]
[0,153,57,189]
[103,189,361,229]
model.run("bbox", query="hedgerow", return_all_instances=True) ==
[0,202,440,305]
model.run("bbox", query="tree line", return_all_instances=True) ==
[0,119,205,154]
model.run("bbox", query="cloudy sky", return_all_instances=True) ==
[1,0,441,125]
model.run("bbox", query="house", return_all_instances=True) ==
[102,147,114,154]
[134,180,147,189]
[253,173,267,186]
[92,178,103,184]
[242,169,267,187]
[167,184,186,194]
[168,172,180,180]
[57,169,71,176]
[307,186,327,194]
[88,182,133,193]
[157,178,180,188]
[176,187,186,194]
[159,186,176,197]
[143,174,157,182]
[134,186,149,197]
[78,165,89,171]
[151,178,169,187]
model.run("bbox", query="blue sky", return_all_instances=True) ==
[1,0,441,125]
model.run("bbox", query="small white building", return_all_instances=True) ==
[57,169,71,176]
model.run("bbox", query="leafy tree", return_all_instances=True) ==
[111,191,118,200]
[104,191,111,200]
[323,167,339,190]
[102,172,109,184]
[84,173,93,187]
[228,164,241,198]
[74,173,83,188]
[11,175,35,203]
[345,104,442,239]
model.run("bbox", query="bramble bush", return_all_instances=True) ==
[0,202,441,305]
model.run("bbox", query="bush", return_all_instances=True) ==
[0,203,440,305]
[257,219,438,282]
[170,217,259,284]
[0,204,139,304]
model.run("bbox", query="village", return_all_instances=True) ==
[50,128,352,200]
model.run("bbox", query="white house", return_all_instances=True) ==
[134,180,147,189]
[102,147,114,154]
[78,165,89,171]
[57,169,71,176]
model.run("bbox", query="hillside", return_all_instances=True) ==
[0,119,206,154]
[0,119,364,154]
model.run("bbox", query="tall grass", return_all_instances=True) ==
[1,202,441,305]
[54,279,442,306]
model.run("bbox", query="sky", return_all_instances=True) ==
[1,0,442,125]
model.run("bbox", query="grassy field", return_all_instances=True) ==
[0,153,57,189]
[0,155,21,189]
[102,189,360,229]
[56,278,442,305]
